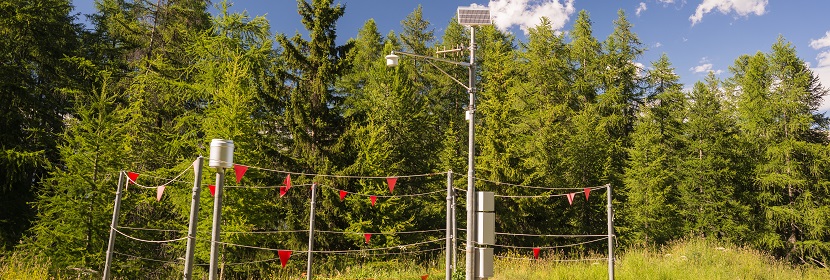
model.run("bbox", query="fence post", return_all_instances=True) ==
[103,171,126,280]
[607,184,615,280]
[208,168,225,280]
[446,170,453,280]
[307,183,317,280]
[183,157,203,280]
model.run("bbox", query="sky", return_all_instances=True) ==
[71,0,830,110]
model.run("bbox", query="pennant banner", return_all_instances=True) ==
[209,185,216,197]
[279,186,287,198]
[283,174,292,190]
[370,196,377,206]
[339,190,347,201]
[387,177,397,194]
[533,247,540,259]
[584,188,591,200]
[156,185,165,201]
[566,193,575,205]
[421,275,429,280]
[233,164,248,184]
[277,250,292,268]
[364,233,372,244]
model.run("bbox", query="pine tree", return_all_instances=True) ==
[274,0,352,172]
[0,0,82,250]
[678,74,749,242]
[621,54,684,245]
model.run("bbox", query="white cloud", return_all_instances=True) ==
[489,0,576,34]
[654,42,663,48]
[818,51,830,68]
[683,37,688,42]
[810,31,830,50]
[636,2,648,17]
[657,0,675,3]
[690,58,724,75]
[689,0,768,25]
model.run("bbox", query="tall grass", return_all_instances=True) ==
[493,238,830,280]
[4,238,829,279]
[0,251,54,280]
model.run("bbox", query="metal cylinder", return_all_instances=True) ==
[209,139,234,168]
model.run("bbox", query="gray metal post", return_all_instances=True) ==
[103,171,126,280]
[452,184,458,270]
[208,168,225,280]
[607,184,615,280]
[465,26,477,280]
[307,183,317,280]
[446,170,453,280]
[183,157,203,280]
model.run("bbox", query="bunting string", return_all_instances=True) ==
[118,226,183,233]
[216,238,446,254]
[125,166,192,190]
[112,227,189,244]
[319,184,445,198]
[494,255,609,262]
[482,237,608,249]
[475,178,609,191]
[212,160,446,179]
[495,232,609,238]
[493,186,605,199]
[113,251,182,264]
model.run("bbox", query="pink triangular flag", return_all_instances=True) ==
[283,174,292,190]
[566,193,575,205]
[364,233,372,244]
[387,177,397,193]
[277,250,292,268]
[421,275,429,280]
[339,190,347,201]
[233,164,247,184]
[584,188,591,200]
[209,185,216,197]
[156,185,165,201]
[370,196,377,206]
[533,247,541,259]
[279,186,287,198]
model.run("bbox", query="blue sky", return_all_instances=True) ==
[71,0,830,109]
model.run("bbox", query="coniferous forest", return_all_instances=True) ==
[2,0,830,279]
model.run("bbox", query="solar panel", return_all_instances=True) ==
[457,6,491,26]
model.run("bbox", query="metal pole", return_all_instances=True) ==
[465,26,477,280]
[446,170,453,280]
[103,171,126,280]
[452,183,458,270]
[183,157,203,280]
[307,183,318,280]
[208,168,225,280]
[607,184,615,280]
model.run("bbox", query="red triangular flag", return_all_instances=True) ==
[421,275,429,280]
[584,188,591,200]
[339,190,347,201]
[370,196,377,206]
[566,193,575,205]
[364,233,372,244]
[127,172,139,183]
[156,185,165,201]
[277,250,292,268]
[209,185,216,197]
[386,177,397,193]
[283,174,292,190]
[533,247,541,259]
[279,186,287,198]
[233,164,247,184]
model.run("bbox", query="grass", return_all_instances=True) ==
[492,238,830,280]
[4,238,829,279]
